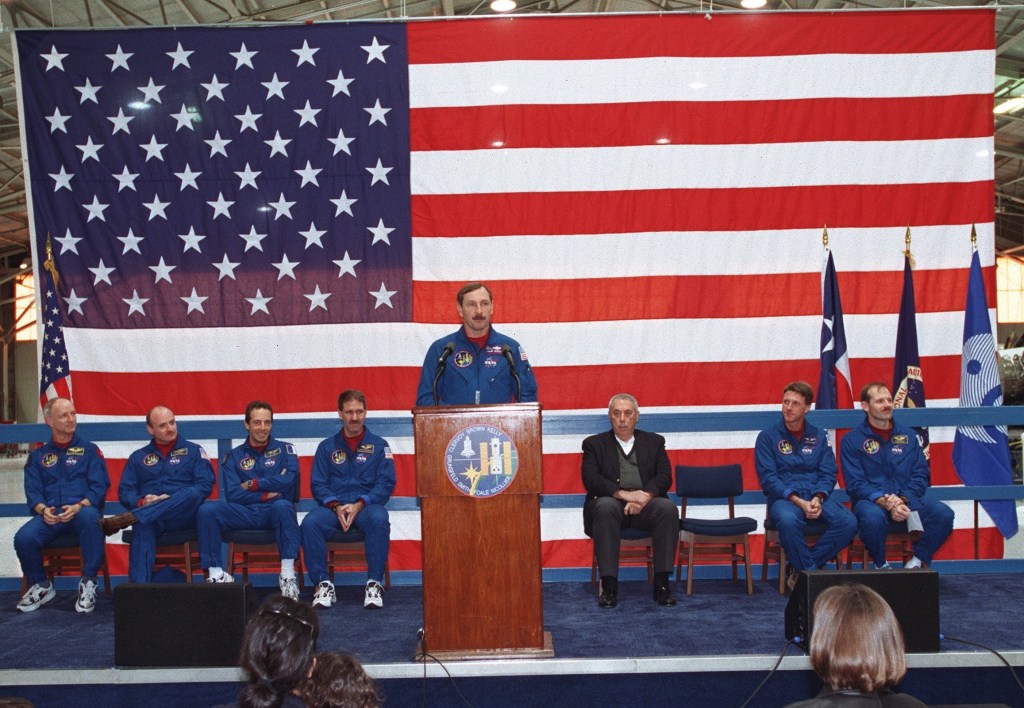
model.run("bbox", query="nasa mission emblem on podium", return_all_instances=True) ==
[444,424,519,497]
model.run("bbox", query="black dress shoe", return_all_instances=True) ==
[598,588,618,609]
[654,585,677,607]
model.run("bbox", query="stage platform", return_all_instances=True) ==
[1,573,1023,707]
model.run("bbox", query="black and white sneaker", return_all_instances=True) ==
[206,572,234,583]
[75,578,97,614]
[17,583,55,613]
[312,581,337,608]
[279,575,300,600]
[364,580,384,609]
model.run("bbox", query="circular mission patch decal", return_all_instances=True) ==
[444,424,519,497]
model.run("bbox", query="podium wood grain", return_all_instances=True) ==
[414,403,546,654]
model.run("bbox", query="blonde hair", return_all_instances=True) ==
[810,583,907,693]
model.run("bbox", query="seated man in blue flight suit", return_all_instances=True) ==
[301,390,396,609]
[14,397,110,613]
[755,381,856,590]
[841,382,954,570]
[99,406,215,582]
[197,400,301,597]
[415,282,538,406]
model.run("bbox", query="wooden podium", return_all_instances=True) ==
[413,402,552,659]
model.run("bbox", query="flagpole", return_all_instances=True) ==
[893,225,928,457]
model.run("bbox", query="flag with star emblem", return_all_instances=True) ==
[817,249,854,412]
[15,12,995,420]
[18,23,411,415]
[952,243,1018,539]
[893,250,930,457]
[14,12,1005,568]
[38,236,73,407]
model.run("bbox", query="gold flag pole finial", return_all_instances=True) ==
[970,223,978,250]
[43,234,59,289]
[903,226,915,269]
[822,225,829,250]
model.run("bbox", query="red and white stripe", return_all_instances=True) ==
[60,10,1005,568]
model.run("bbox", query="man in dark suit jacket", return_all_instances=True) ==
[582,393,679,608]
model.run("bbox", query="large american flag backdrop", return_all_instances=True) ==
[15,9,1000,574]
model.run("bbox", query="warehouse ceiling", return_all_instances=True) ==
[1,0,1024,269]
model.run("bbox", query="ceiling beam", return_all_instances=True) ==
[8,3,56,28]
[996,147,1024,162]
[199,0,242,20]
[174,0,202,23]
[109,0,157,24]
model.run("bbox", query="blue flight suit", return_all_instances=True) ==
[301,427,396,584]
[120,438,215,582]
[14,434,110,585]
[755,418,856,572]
[415,327,538,406]
[197,436,300,570]
[841,418,954,565]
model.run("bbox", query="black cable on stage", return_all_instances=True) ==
[415,629,475,708]
[739,639,800,708]
[942,634,1024,698]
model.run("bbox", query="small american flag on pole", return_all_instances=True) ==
[39,234,73,407]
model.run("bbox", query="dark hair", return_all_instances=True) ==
[245,400,274,424]
[303,652,380,708]
[456,282,492,306]
[859,382,890,403]
[783,381,814,405]
[337,390,366,410]
[810,583,907,693]
[238,596,320,708]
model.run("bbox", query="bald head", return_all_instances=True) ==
[147,406,178,446]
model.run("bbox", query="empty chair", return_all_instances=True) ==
[675,464,757,596]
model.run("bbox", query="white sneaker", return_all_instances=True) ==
[17,583,55,613]
[206,572,234,583]
[364,580,383,609]
[312,581,336,608]
[279,575,300,600]
[75,578,97,614]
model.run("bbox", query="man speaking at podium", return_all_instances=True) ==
[416,282,538,406]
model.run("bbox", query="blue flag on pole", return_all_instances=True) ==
[952,248,1019,539]
[893,253,929,456]
[817,250,853,410]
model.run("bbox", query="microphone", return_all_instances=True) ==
[436,341,455,366]
[432,342,455,405]
[500,345,522,403]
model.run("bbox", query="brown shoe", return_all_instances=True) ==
[99,511,137,536]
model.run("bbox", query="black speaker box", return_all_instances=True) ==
[785,569,940,653]
[115,582,256,667]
